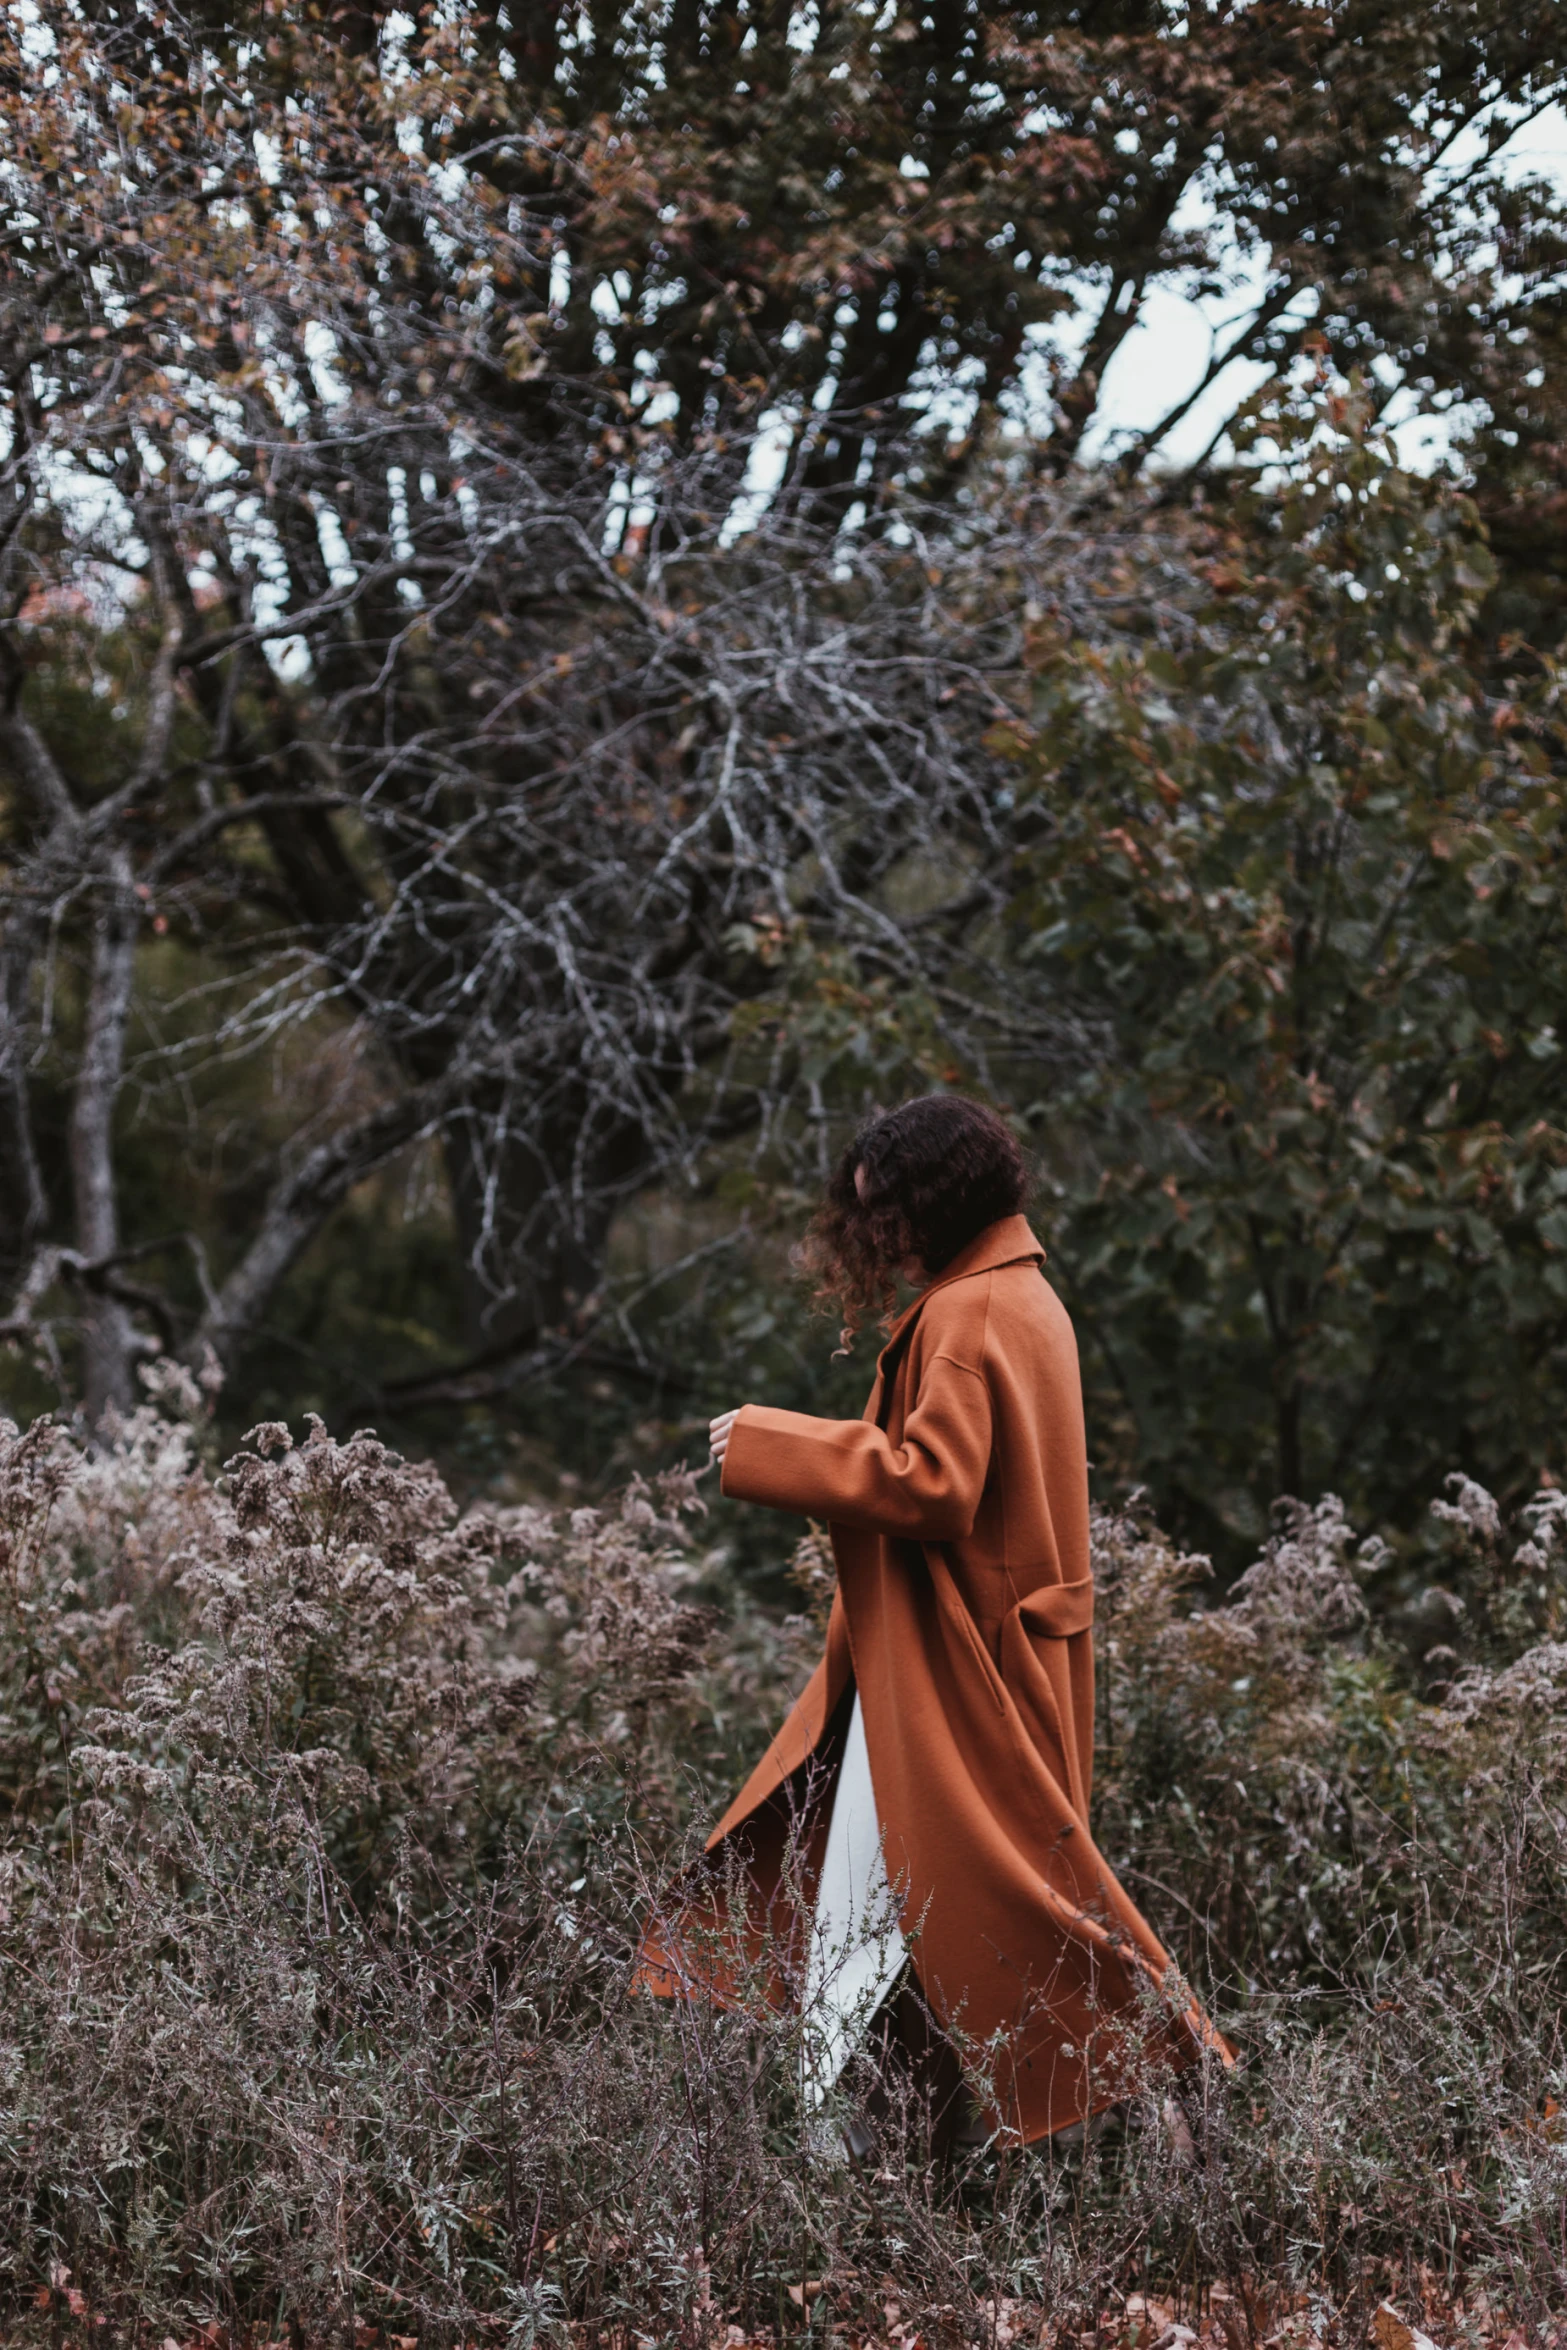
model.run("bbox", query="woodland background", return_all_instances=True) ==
[4,0,1567,2343]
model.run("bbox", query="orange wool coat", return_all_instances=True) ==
[645,1215,1224,2141]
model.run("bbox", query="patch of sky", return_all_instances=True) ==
[639,275,688,323]
[380,10,416,87]
[720,404,800,546]
[89,264,132,331]
[632,355,680,430]
[1347,99,1567,470]
[424,216,459,266]
[8,1,56,65]
[1021,98,1567,479]
[786,3,820,54]
[313,499,357,591]
[387,464,423,604]
[1000,141,1295,471]
[899,338,987,443]
[224,497,299,675]
[601,473,628,555]
[25,439,142,591]
[303,321,352,410]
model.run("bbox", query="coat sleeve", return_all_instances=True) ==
[719,1354,992,1540]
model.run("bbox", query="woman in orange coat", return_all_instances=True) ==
[651,1095,1224,2145]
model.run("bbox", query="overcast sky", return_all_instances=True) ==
[1070,99,1567,476]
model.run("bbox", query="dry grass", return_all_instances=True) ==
[1,1371,1565,2348]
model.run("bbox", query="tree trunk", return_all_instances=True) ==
[69,846,142,1423]
[1276,1378,1304,1505]
[194,1084,449,1375]
[0,909,48,1289]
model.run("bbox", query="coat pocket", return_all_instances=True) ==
[998,1577,1095,1822]
[1005,1577,1094,1640]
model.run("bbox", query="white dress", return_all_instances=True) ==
[800,1690,907,2107]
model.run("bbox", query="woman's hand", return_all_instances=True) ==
[709,1408,741,1468]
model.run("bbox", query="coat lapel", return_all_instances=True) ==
[863,1215,1047,1425]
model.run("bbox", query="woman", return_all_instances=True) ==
[645,1094,1225,2144]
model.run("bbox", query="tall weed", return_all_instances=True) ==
[1,1377,1564,2344]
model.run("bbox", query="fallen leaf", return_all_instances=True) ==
[1372,2308,1438,2350]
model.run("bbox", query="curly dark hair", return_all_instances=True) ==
[796,1094,1029,1347]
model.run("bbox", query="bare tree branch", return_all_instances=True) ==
[194,1084,453,1373]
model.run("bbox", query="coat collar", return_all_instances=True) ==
[876,1214,1046,1361]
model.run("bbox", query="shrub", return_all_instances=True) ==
[1,1378,1565,2345]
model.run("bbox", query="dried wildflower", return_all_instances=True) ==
[0,1401,1565,2336]
[1430,1472,1504,1546]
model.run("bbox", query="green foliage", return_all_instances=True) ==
[1004,395,1567,1553]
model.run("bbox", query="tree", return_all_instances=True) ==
[1002,390,1567,1550]
[333,0,1567,493]
[4,0,1566,1430]
[0,7,1073,1417]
